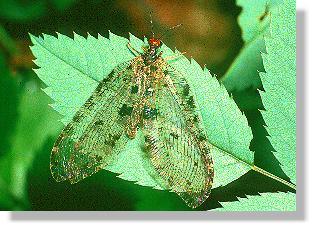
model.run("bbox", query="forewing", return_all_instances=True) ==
[142,70,214,208]
[50,61,135,183]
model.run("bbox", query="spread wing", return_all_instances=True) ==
[50,61,135,183]
[142,68,214,208]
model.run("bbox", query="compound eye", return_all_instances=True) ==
[149,38,161,47]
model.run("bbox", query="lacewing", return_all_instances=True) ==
[50,34,214,208]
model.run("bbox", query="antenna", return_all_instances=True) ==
[168,23,183,32]
[149,12,155,38]
[158,23,183,40]
[148,11,183,40]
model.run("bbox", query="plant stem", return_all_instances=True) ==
[210,142,297,191]
[252,165,296,191]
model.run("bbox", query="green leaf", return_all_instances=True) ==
[0,25,17,54]
[221,0,282,92]
[0,55,20,209]
[237,0,283,43]
[0,55,18,157]
[30,32,253,190]
[0,81,62,209]
[215,192,296,211]
[259,0,296,183]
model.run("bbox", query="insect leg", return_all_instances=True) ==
[163,52,187,61]
[127,42,141,56]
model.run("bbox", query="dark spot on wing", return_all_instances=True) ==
[119,104,133,116]
[150,65,158,72]
[104,133,122,147]
[170,132,179,139]
[74,142,80,151]
[198,134,207,141]
[104,139,116,147]
[187,96,195,109]
[131,85,139,94]
[167,176,174,187]
[54,160,59,166]
[143,106,158,119]
[193,115,199,123]
[145,87,154,96]
[94,120,104,126]
[95,155,103,162]
[163,70,169,75]
[183,84,190,96]
[102,77,109,83]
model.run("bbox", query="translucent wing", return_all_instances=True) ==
[50,61,135,183]
[142,67,214,208]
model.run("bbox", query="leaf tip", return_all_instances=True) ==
[86,32,93,39]
[55,31,62,37]
[108,30,113,39]
[28,32,35,40]
[32,68,39,74]
[73,32,81,40]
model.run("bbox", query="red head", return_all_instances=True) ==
[148,37,162,47]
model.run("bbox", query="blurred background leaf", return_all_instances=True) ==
[0,54,18,157]
[0,54,21,210]
[0,69,62,209]
[0,0,46,21]
[0,0,77,22]
[51,0,76,11]
[222,0,283,92]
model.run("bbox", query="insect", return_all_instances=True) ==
[50,19,214,208]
